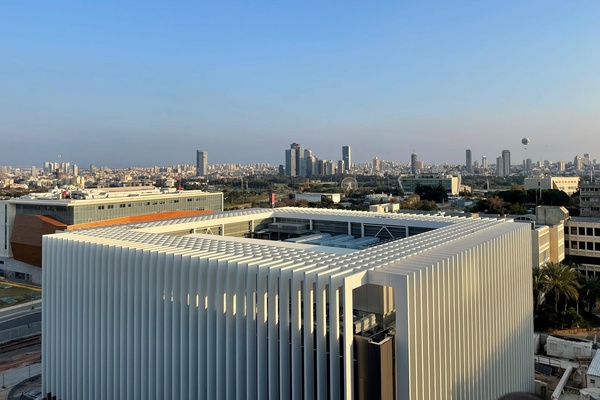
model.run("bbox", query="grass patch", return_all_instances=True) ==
[0,284,41,309]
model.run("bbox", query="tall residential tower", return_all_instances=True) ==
[466,149,472,173]
[342,145,351,173]
[502,150,511,177]
[196,150,208,176]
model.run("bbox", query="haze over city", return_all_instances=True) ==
[1,1,599,167]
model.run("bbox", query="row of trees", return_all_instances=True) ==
[533,262,600,330]
[468,188,578,215]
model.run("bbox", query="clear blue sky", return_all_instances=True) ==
[1,1,599,168]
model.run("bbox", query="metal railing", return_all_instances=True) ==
[0,322,42,344]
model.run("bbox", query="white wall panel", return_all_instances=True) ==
[42,210,534,400]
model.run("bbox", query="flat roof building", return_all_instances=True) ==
[399,174,461,195]
[0,187,223,283]
[42,207,534,399]
[524,176,580,196]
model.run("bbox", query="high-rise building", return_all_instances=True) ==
[342,145,351,173]
[525,158,533,174]
[337,160,345,175]
[285,149,297,176]
[410,152,418,174]
[574,156,583,170]
[373,156,381,172]
[196,150,208,176]
[286,143,306,177]
[42,208,534,399]
[502,150,511,177]
[482,156,488,169]
[465,149,472,174]
[496,156,504,177]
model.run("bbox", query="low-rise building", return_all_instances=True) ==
[0,187,223,284]
[294,192,341,204]
[580,180,600,217]
[400,174,460,195]
[524,176,580,196]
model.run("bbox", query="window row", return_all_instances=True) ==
[96,197,199,210]
[567,241,600,251]
[568,227,600,237]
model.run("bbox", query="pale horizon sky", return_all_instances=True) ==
[1,1,599,168]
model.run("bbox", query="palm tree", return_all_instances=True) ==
[532,266,546,312]
[543,262,581,312]
[581,275,600,313]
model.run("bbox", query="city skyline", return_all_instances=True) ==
[1,2,599,167]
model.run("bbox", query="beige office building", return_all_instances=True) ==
[524,176,580,196]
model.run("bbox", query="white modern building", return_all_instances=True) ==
[42,208,534,399]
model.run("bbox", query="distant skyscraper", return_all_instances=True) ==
[496,156,504,177]
[285,149,296,176]
[72,164,78,177]
[342,146,351,173]
[285,143,308,176]
[574,156,583,170]
[525,158,533,174]
[410,152,418,174]
[373,156,381,172]
[502,150,511,177]
[466,149,472,174]
[196,150,208,176]
[482,156,488,169]
[337,160,345,175]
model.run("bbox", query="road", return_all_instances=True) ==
[0,312,41,332]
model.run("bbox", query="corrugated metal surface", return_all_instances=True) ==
[42,208,534,399]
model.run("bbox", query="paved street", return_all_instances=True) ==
[0,313,41,332]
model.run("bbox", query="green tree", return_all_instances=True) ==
[414,184,448,203]
[580,275,600,313]
[543,262,581,312]
[532,266,546,312]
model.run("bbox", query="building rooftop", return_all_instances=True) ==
[7,188,215,207]
[57,207,516,278]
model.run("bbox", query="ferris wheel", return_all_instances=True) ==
[341,177,358,192]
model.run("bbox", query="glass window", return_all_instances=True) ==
[588,228,594,236]
[588,242,594,250]
[571,227,578,235]
[579,227,586,235]
[580,241,586,250]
